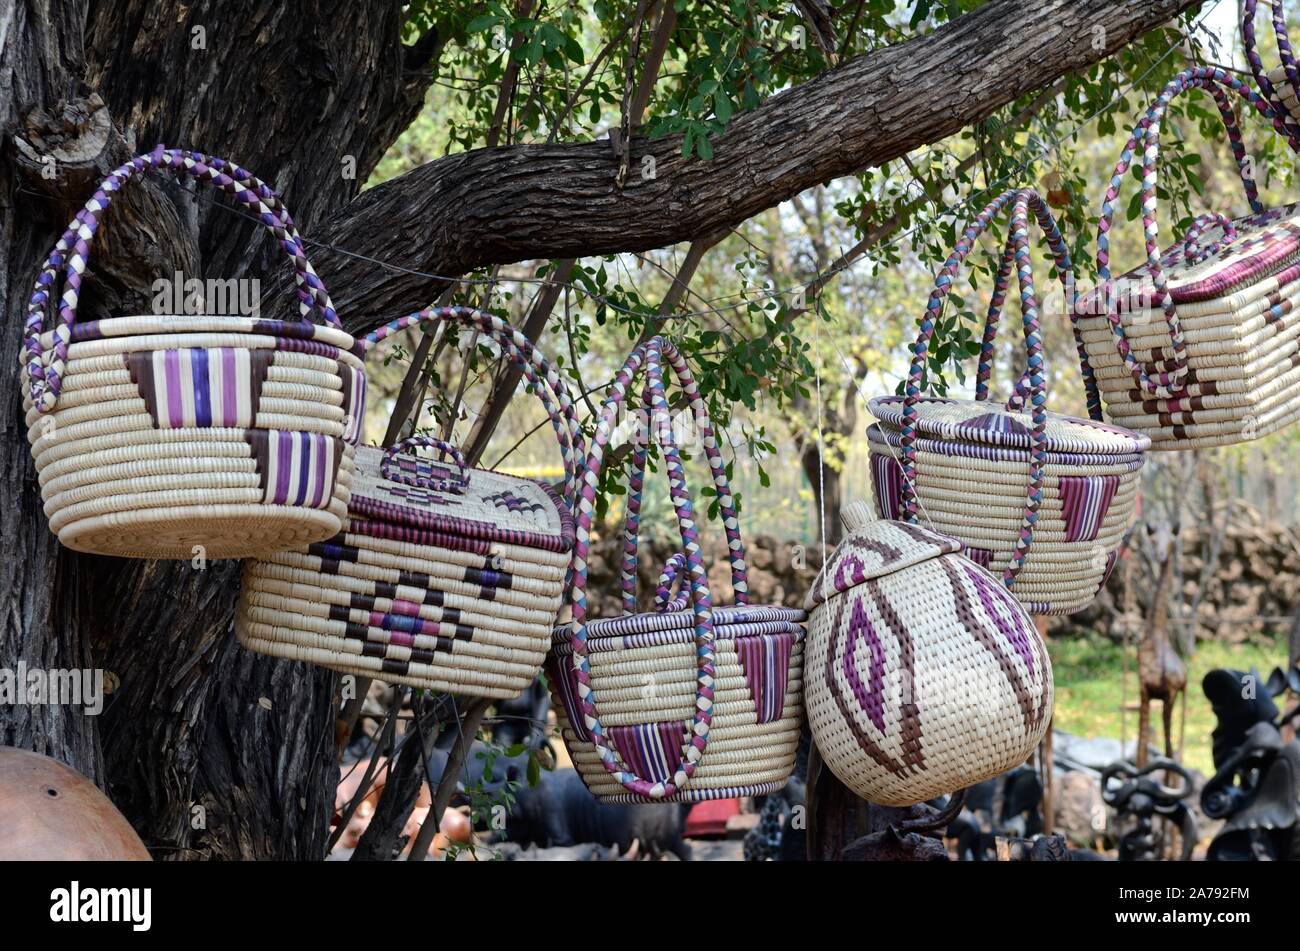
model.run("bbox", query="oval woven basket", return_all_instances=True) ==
[1075,67,1300,449]
[868,187,1148,616]
[549,336,805,803]
[236,306,583,700]
[20,147,363,559]
[803,512,1053,807]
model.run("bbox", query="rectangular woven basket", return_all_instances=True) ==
[236,306,583,699]
[1076,67,1300,449]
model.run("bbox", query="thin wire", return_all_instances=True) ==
[812,303,828,561]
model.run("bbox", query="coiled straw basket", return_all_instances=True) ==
[20,146,362,559]
[548,336,806,803]
[1076,67,1300,449]
[868,187,1148,616]
[1245,0,1300,132]
[237,306,582,699]
[803,506,1053,807]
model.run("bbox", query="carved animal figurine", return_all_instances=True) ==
[1136,522,1187,767]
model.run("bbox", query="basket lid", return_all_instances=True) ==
[1076,202,1300,313]
[804,518,962,610]
[867,395,1149,455]
[345,445,574,553]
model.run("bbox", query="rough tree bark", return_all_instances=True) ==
[1,0,1197,859]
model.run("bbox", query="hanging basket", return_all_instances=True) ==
[548,337,806,803]
[1244,0,1300,132]
[803,508,1053,807]
[868,188,1148,616]
[20,147,363,559]
[236,306,582,699]
[1076,66,1300,449]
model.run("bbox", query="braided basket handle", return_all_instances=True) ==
[1096,67,1299,400]
[381,435,469,493]
[652,552,690,614]
[902,187,1054,588]
[618,374,749,616]
[974,191,1101,421]
[1244,0,1300,143]
[364,306,585,511]
[22,146,339,413]
[567,336,718,800]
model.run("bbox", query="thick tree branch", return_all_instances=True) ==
[316,0,1199,332]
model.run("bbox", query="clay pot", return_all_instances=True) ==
[0,747,150,860]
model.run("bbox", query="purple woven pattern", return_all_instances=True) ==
[126,347,271,429]
[1059,475,1120,543]
[868,423,1147,469]
[1244,0,1300,141]
[380,435,469,493]
[243,430,342,508]
[899,188,1060,589]
[1095,66,1299,400]
[563,337,720,799]
[653,551,690,613]
[22,146,340,414]
[363,306,584,513]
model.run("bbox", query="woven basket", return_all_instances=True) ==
[1076,67,1300,449]
[236,306,583,699]
[868,188,1149,616]
[803,510,1053,807]
[549,336,805,803]
[1244,0,1300,132]
[20,147,362,559]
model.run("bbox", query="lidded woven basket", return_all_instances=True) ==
[20,147,363,559]
[803,508,1053,807]
[237,306,582,699]
[869,187,1148,615]
[1076,67,1300,449]
[549,336,806,803]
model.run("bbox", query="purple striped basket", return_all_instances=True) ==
[548,337,806,803]
[20,147,363,559]
[1076,67,1300,449]
[868,188,1148,616]
[236,306,584,699]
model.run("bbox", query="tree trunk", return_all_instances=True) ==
[2,0,439,859]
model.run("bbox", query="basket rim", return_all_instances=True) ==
[55,313,363,356]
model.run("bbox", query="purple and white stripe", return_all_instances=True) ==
[128,347,270,428]
[1059,475,1120,543]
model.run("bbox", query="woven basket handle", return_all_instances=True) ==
[1244,0,1300,143]
[1096,66,1298,400]
[901,187,1053,588]
[22,146,338,413]
[618,377,749,616]
[364,306,585,512]
[381,435,469,493]
[652,552,690,613]
[567,336,718,800]
[974,192,1102,421]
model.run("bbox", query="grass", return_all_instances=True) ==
[1046,631,1291,776]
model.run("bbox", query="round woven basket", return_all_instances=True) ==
[1075,67,1300,449]
[20,148,362,559]
[551,336,805,803]
[869,187,1148,615]
[236,306,583,699]
[803,514,1053,807]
